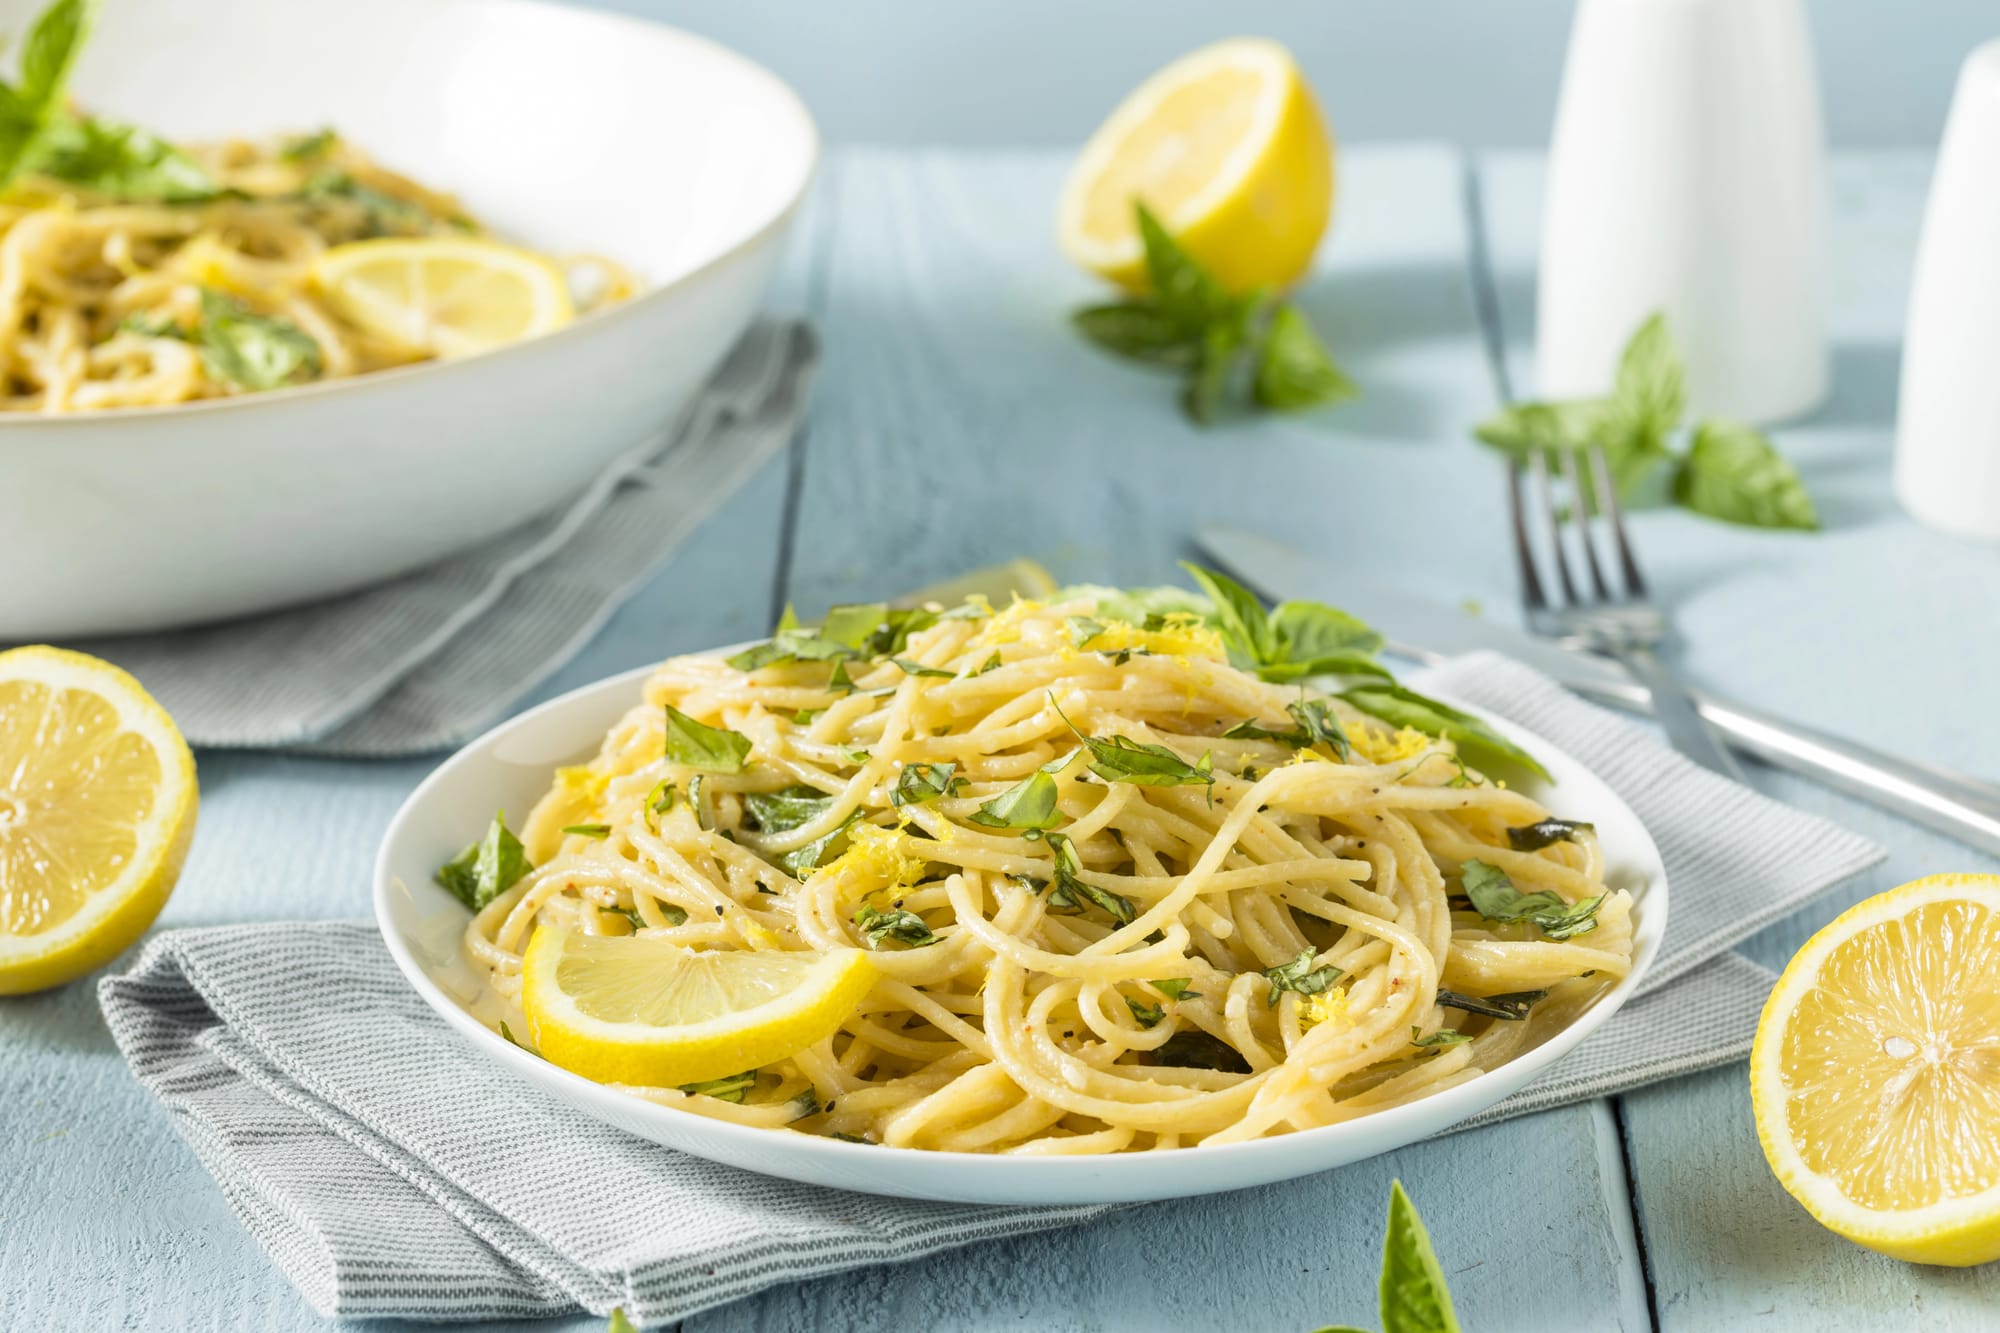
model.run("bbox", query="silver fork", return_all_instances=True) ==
[1507,444,1746,781]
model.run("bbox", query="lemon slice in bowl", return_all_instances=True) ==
[0,647,197,994]
[1057,37,1334,295]
[1751,873,2000,1265]
[311,237,574,359]
[521,928,876,1087]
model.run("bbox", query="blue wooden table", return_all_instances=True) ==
[5,144,1998,1331]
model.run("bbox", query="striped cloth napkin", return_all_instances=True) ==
[97,652,1882,1325]
[50,319,818,758]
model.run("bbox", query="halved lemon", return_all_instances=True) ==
[1751,873,2000,1265]
[0,647,197,994]
[521,927,876,1086]
[1057,37,1334,295]
[311,237,573,359]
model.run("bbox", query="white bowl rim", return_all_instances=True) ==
[374,653,1670,1198]
[0,0,819,435]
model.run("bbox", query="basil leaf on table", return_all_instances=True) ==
[1673,418,1819,530]
[1136,199,1235,330]
[1338,682,1550,781]
[1071,301,1200,368]
[662,704,752,773]
[1254,302,1358,410]
[195,291,322,391]
[434,811,532,912]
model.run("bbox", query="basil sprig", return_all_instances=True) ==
[1459,861,1603,940]
[1073,201,1355,424]
[1312,1181,1464,1333]
[1475,312,1817,531]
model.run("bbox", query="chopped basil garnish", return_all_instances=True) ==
[1143,1030,1251,1074]
[1506,818,1596,851]
[1411,1026,1473,1050]
[1261,948,1344,1007]
[1460,861,1603,940]
[1038,830,1135,924]
[1055,697,1214,795]
[680,1071,755,1103]
[435,811,532,912]
[853,902,938,949]
[1126,997,1165,1028]
[663,704,752,773]
[1436,988,1546,1021]
[891,761,965,808]
[968,769,1063,831]
[194,290,322,391]
[561,823,611,839]
[892,657,953,678]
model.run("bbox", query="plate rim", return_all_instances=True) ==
[373,651,1670,1201]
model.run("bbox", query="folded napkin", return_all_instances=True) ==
[98,652,1882,1325]
[59,319,818,758]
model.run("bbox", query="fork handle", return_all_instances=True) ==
[1568,677,2000,858]
[1608,644,1747,782]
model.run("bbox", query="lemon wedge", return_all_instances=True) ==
[311,237,574,358]
[521,927,876,1087]
[1057,37,1334,295]
[0,647,197,994]
[1752,873,2000,1265]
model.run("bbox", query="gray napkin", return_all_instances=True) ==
[59,319,818,758]
[98,654,1882,1325]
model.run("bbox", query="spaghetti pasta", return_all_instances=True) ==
[461,591,1632,1153]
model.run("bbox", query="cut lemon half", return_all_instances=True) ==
[311,237,574,359]
[521,928,876,1087]
[0,647,197,994]
[1057,37,1334,294]
[1751,873,2000,1265]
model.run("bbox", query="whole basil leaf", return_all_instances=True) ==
[1071,301,1199,368]
[1338,683,1550,781]
[1473,398,1608,460]
[434,811,532,912]
[1673,418,1818,530]
[0,0,93,190]
[1254,302,1357,411]
[1377,1180,1462,1333]
[968,770,1062,830]
[662,704,752,773]
[1135,199,1233,330]
[1608,311,1687,447]
[1180,561,1275,667]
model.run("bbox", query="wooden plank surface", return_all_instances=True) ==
[1477,148,2000,1331]
[693,142,1648,1333]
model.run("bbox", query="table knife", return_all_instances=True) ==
[1195,526,2000,859]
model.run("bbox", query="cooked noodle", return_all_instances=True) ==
[463,594,1633,1153]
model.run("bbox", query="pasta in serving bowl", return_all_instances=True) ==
[377,581,1668,1203]
[0,0,815,637]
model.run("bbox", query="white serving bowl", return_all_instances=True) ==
[0,0,816,637]
[375,655,1670,1206]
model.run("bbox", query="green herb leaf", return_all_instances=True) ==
[1067,616,1106,648]
[498,1020,537,1054]
[1378,1179,1462,1333]
[853,902,938,949]
[1262,948,1344,1006]
[1071,301,1200,368]
[1410,1026,1473,1050]
[892,761,965,808]
[1338,683,1549,781]
[194,290,322,391]
[1054,698,1213,793]
[1505,818,1594,851]
[561,824,611,839]
[741,786,860,877]
[646,780,677,815]
[974,651,1004,675]
[1436,988,1546,1021]
[1264,600,1386,679]
[1040,830,1135,923]
[680,1071,755,1103]
[1182,312,1251,424]
[1287,698,1353,761]
[1609,311,1687,448]
[302,168,435,234]
[1135,199,1234,331]
[1150,977,1198,1001]
[35,111,218,200]
[1472,397,1608,461]
[968,770,1063,830]
[891,657,954,678]
[279,127,339,162]
[0,0,92,192]
[1673,418,1819,530]
[1126,996,1165,1027]
[1254,302,1357,411]
[1143,1029,1251,1074]
[663,704,752,773]
[1181,562,1275,667]
[434,811,533,913]
[1460,860,1603,940]
[607,1309,639,1333]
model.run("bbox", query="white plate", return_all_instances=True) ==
[375,657,1669,1205]
[0,0,816,636]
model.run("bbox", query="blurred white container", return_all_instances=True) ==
[1895,40,2000,542]
[1536,0,1829,423]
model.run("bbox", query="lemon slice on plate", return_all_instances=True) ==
[1752,873,2000,1265]
[0,647,197,994]
[1057,37,1334,294]
[521,927,876,1086]
[311,237,574,358]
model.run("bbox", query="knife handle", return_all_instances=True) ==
[1571,679,2000,858]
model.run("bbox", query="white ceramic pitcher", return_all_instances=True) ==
[1536,0,1829,424]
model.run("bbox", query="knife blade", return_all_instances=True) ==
[1194,525,2000,858]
